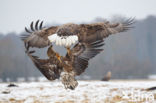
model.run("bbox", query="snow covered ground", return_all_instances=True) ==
[0,80,156,103]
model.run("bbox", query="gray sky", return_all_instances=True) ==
[1,0,156,34]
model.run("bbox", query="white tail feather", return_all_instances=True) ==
[48,34,78,47]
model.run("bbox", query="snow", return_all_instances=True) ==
[0,80,156,103]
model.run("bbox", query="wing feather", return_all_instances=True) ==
[27,51,62,80]
[20,20,58,50]
[70,40,104,75]
[79,17,135,43]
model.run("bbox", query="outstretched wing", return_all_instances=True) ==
[27,51,62,80]
[79,18,135,43]
[21,20,58,50]
[69,40,104,75]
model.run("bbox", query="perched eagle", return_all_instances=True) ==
[101,71,111,81]
[27,40,104,90]
[21,18,134,54]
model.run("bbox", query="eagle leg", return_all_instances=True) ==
[47,45,54,58]
[60,72,78,90]
[47,45,62,63]
[56,53,62,63]
[66,47,71,56]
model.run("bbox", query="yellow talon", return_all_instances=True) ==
[56,53,62,63]
[47,45,53,58]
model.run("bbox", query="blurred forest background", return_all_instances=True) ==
[0,15,156,82]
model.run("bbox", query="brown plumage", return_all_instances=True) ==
[22,18,134,90]
[78,18,134,43]
[26,40,104,90]
[27,50,62,81]
[21,18,134,50]
[65,40,104,75]
[60,40,104,89]
[21,20,58,50]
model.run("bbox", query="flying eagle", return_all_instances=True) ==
[27,40,104,90]
[21,18,134,54]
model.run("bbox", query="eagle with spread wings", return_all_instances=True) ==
[27,40,104,90]
[21,18,134,55]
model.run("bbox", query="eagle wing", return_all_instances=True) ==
[79,18,134,43]
[21,20,58,50]
[69,40,104,75]
[27,51,62,80]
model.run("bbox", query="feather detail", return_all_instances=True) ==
[48,34,78,46]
